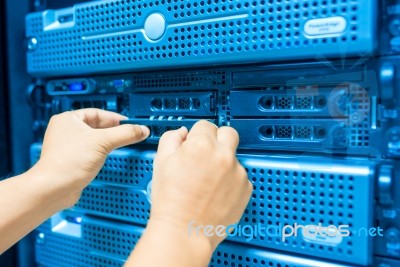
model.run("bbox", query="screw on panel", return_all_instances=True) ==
[36,232,45,244]
[33,0,46,11]
[27,37,38,51]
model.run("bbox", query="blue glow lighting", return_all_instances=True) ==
[113,79,125,88]
[68,83,85,91]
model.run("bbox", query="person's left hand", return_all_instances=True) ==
[31,108,150,209]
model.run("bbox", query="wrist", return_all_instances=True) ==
[28,161,82,210]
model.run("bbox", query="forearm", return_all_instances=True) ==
[0,166,67,253]
[125,219,213,267]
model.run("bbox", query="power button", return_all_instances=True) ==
[144,13,166,41]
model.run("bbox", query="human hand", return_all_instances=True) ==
[31,109,150,209]
[150,120,252,250]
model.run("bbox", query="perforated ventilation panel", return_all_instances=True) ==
[26,0,375,77]
[83,216,143,259]
[210,242,355,267]
[348,85,370,147]
[233,155,374,266]
[91,149,154,187]
[35,217,355,267]
[76,185,150,224]
[30,143,374,265]
[230,83,372,150]
[36,222,124,267]
[31,145,154,224]
[76,148,154,224]
[132,70,228,90]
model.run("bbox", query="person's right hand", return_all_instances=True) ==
[150,120,253,249]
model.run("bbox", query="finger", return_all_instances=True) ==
[156,127,188,162]
[186,120,218,141]
[217,126,240,152]
[98,124,150,151]
[71,108,128,129]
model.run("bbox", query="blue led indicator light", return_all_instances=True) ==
[68,83,85,91]
[113,79,125,88]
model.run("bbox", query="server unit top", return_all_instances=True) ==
[25,0,377,77]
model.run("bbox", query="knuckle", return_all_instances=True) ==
[190,135,215,151]
[238,165,248,180]
[247,180,254,193]
[49,113,64,124]
[219,126,239,138]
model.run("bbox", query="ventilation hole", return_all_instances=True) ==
[315,127,327,139]
[276,126,293,139]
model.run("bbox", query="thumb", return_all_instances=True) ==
[98,124,150,151]
[155,127,188,163]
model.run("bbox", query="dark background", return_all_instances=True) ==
[0,0,10,175]
[1,0,33,265]
[0,0,14,265]
[1,1,92,266]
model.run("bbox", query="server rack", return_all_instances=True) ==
[2,0,400,266]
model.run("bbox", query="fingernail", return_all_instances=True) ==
[179,126,189,134]
[140,125,151,137]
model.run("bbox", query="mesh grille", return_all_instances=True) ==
[259,124,333,141]
[277,96,293,109]
[348,85,370,147]
[210,245,300,267]
[26,0,373,76]
[76,185,150,225]
[83,220,142,259]
[296,96,312,109]
[36,223,85,267]
[179,98,191,109]
[96,149,154,186]
[132,71,227,90]
[36,218,353,267]
[151,97,199,110]
[276,126,293,138]
[295,126,312,139]
[232,156,373,265]
[75,149,153,224]
[36,223,123,267]
[259,95,325,111]
[31,143,373,265]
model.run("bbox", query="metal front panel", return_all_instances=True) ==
[25,0,375,77]
[31,144,375,265]
[35,217,357,267]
